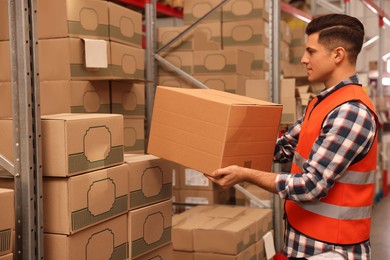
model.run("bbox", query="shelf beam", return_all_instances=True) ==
[116,0,183,18]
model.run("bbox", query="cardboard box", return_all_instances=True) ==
[172,213,215,251]
[159,51,193,76]
[43,164,128,234]
[239,208,273,241]
[123,118,145,154]
[173,250,194,260]
[70,81,110,113]
[37,0,109,39]
[124,154,177,210]
[158,23,221,52]
[158,76,198,89]
[0,81,72,119]
[223,0,269,22]
[178,189,232,209]
[280,19,292,44]
[237,79,269,101]
[281,78,299,124]
[179,166,218,190]
[0,189,14,256]
[41,113,123,176]
[193,217,257,255]
[108,2,142,47]
[222,19,269,47]
[134,243,173,260]
[110,41,145,80]
[0,0,9,41]
[195,74,248,93]
[148,87,282,175]
[281,61,307,78]
[0,41,10,81]
[44,214,128,260]
[157,26,194,51]
[256,239,266,260]
[290,45,305,64]
[0,253,13,260]
[183,0,222,25]
[111,81,145,118]
[193,49,252,76]
[194,242,256,259]
[39,38,110,81]
[128,200,172,259]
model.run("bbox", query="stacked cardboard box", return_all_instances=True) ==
[174,166,233,214]
[124,154,178,259]
[0,189,14,260]
[171,205,273,260]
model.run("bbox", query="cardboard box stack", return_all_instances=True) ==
[171,205,273,260]
[0,189,14,260]
[124,153,177,259]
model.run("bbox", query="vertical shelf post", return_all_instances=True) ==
[8,0,43,259]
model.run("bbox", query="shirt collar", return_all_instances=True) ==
[317,74,360,101]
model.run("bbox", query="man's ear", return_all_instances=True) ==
[334,47,346,63]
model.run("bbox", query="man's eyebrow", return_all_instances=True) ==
[306,47,316,52]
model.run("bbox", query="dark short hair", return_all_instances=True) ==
[306,14,365,64]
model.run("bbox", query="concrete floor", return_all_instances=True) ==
[371,193,390,260]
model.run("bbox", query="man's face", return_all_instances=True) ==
[301,33,335,85]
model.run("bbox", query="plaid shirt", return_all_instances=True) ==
[274,75,377,260]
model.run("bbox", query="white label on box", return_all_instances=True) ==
[185,168,209,187]
[263,231,276,259]
[84,39,108,68]
[185,196,209,205]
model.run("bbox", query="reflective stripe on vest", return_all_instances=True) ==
[293,151,376,184]
[293,200,372,220]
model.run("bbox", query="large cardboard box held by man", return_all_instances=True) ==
[147,87,282,175]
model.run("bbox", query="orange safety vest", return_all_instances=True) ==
[285,84,378,245]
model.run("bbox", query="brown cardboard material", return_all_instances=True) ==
[183,0,222,25]
[158,76,198,89]
[192,22,222,51]
[194,242,256,259]
[193,49,253,76]
[110,41,145,80]
[40,113,123,176]
[0,81,73,119]
[159,51,193,76]
[111,81,145,118]
[134,243,173,260]
[172,213,215,251]
[123,118,145,154]
[124,154,176,210]
[37,0,109,39]
[281,61,307,78]
[173,250,194,260]
[43,164,128,234]
[195,74,248,93]
[281,78,299,125]
[222,19,269,48]
[178,189,231,209]
[239,208,273,241]
[157,26,194,51]
[237,79,270,101]
[128,200,172,259]
[0,0,9,41]
[148,86,282,175]
[256,239,266,260]
[222,0,269,22]
[108,2,142,47]
[70,81,110,113]
[0,189,14,256]
[0,41,10,81]
[179,166,218,190]
[0,253,13,260]
[38,38,111,81]
[193,217,257,255]
[44,214,128,260]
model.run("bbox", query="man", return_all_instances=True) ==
[207,14,378,260]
